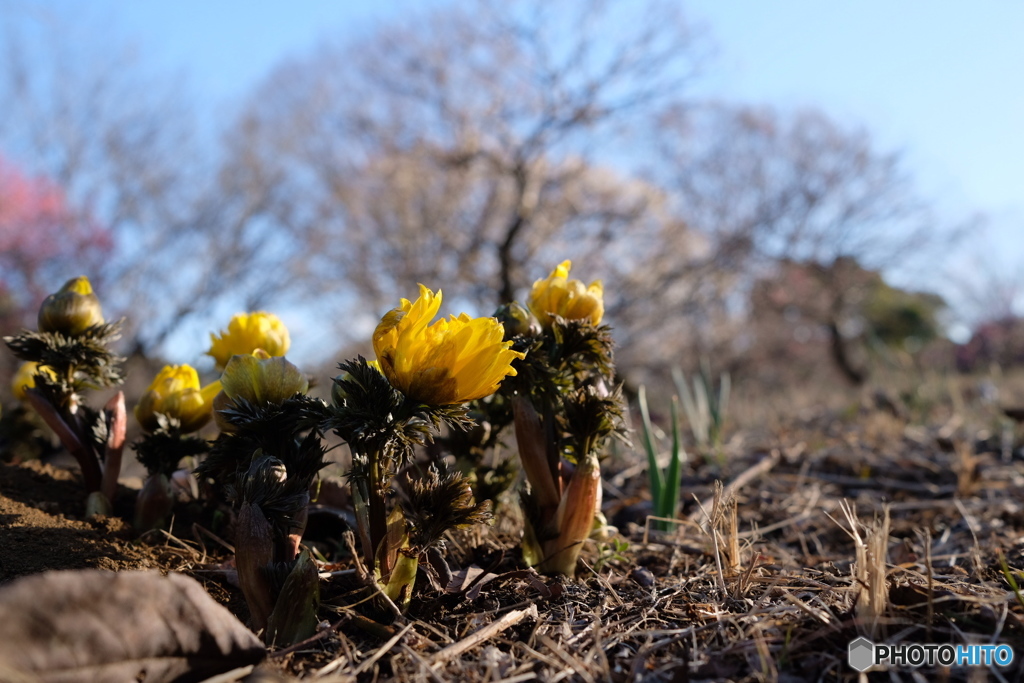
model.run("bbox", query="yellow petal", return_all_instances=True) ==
[220,352,308,407]
[372,286,524,405]
[527,261,604,328]
[207,312,290,369]
[134,364,213,433]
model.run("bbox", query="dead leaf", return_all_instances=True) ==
[501,569,558,599]
[0,569,265,683]
[446,565,498,595]
[447,566,558,601]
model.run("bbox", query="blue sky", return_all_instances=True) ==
[3,0,1022,330]
[687,2,1023,247]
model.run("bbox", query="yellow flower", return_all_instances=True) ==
[11,362,56,401]
[372,285,524,405]
[207,312,290,369]
[38,276,104,335]
[527,260,603,328]
[135,365,220,433]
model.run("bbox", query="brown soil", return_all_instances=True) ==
[2,401,1024,682]
[0,461,157,583]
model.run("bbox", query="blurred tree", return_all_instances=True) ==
[862,280,944,351]
[947,249,1022,330]
[0,155,112,328]
[0,9,202,352]
[0,154,113,388]
[0,7,310,357]
[956,316,1024,372]
[222,0,707,327]
[227,3,966,381]
[655,105,967,383]
[0,1,968,391]
[748,258,946,386]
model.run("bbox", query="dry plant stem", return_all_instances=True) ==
[24,387,102,493]
[687,449,780,526]
[540,453,600,576]
[723,495,740,576]
[837,502,890,640]
[365,453,389,571]
[285,495,309,560]
[235,502,276,633]
[924,528,934,642]
[513,396,560,510]
[135,473,172,531]
[400,644,446,683]
[100,391,126,504]
[431,605,538,667]
[352,623,414,675]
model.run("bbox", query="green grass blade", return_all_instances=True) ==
[693,375,710,445]
[999,552,1024,612]
[672,367,704,446]
[637,385,662,507]
[660,395,684,521]
[713,371,731,445]
[718,371,731,422]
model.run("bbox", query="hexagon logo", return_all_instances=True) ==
[848,637,875,672]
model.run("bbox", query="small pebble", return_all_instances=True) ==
[629,566,655,587]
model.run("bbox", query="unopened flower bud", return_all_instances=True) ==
[330,360,383,406]
[221,350,309,405]
[528,260,603,328]
[215,350,308,431]
[267,458,288,484]
[265,549,320,646]
[235,502,276,633]
[38,276,104,335]
[134,365,218,433]
[494,302,541,339]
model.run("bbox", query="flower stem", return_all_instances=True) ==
[24,387,102,493]
[100,391,126,504]
[367,452,389,572]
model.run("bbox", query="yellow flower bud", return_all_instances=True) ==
[37,276,104,335]
[527,260,603,328]
[134,365,219,433]
[372,285,525,406]
[207,311,290,369]
[214,351,308,432]
[219,350,308,405]
[10,362,56,400]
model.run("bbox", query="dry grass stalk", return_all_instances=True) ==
[641,515,688,544]
[750,623,778,682]
[723,495,741,577]
[954,440,978,497]
[687,449,781,527]
[838,501,890,640]
[707,482,743,582]
[431,605,538,667]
